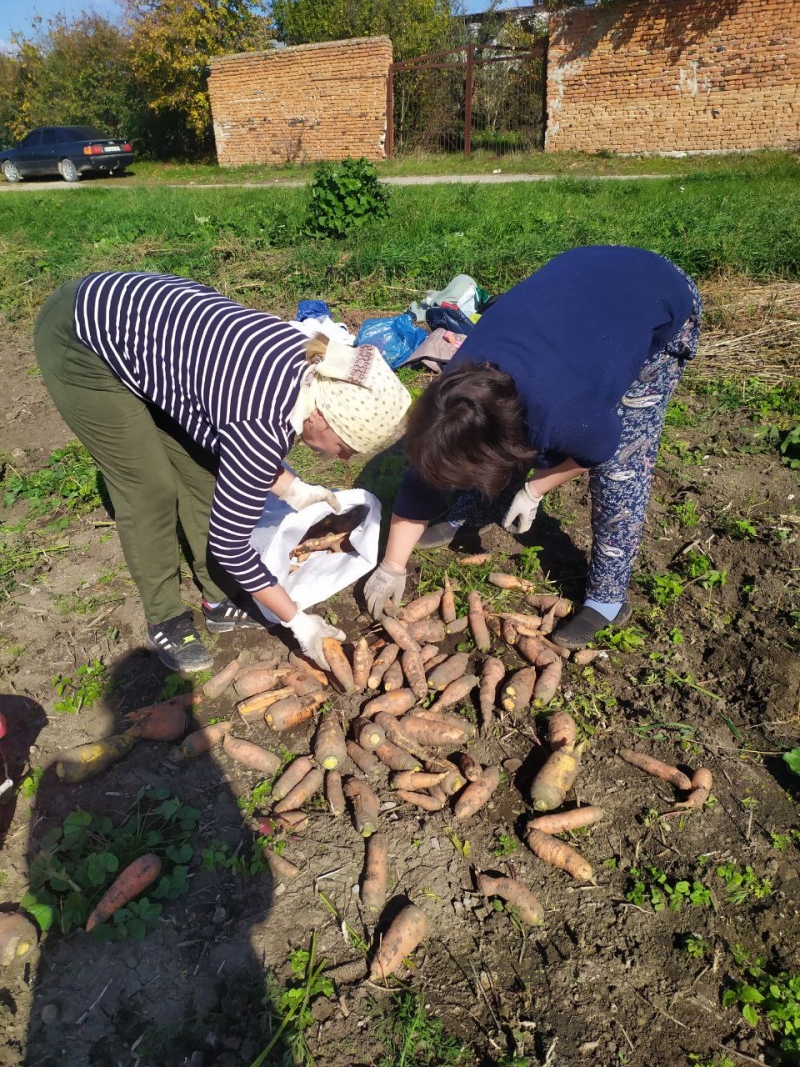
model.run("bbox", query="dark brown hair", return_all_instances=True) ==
[404,362,538,498]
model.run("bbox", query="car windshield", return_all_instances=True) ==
[59,127,108,141]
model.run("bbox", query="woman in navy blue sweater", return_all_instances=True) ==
[364,245,702,647]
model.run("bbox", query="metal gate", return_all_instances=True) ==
[387,42,547,157]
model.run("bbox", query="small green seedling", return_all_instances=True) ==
[716,862,772,905]
[52,659,108,714]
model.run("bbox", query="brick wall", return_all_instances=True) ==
[208,37,392,166]
[545,0,800,154]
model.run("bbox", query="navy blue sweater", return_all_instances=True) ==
[394,245,694,521]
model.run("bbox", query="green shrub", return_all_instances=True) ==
[303,157,390,239]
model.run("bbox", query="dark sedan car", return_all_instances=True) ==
[0,126,134,183]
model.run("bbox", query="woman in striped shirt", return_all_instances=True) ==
[34,272,411,673]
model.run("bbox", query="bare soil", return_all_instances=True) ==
[0,296,798,1067]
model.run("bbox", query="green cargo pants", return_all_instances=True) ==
[34,280,236,625]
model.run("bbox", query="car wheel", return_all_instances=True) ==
[58,158,81,183]
[2,160,22,183]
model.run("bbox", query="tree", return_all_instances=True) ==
[271,0,453,61]
[126,0,274,154]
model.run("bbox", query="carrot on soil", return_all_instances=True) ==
[313,713,347,770]
[476,873,544,926]
[618,748,693,791]
[397,714,470,748]
[445,616,470,635]
[0,913,39,967]
[265,693,325,731]
[430,674,479,712]
[373,740,422,773]
[401,648,429,700]
[527,806,605,834]
[202,654,244,700]
[459,553,490,565]
[86,854,162,932]
[360,833,388,912]
[325,770,345,816]
[55,734,139,784]
[382,660,405,692]
[322,638,356,693]
[664,767,713,814]
[367,644,400,689]
[454,765,501,818]
[479,657,505,733]
[390,770,446,791]
[406,618,446,645]
[264,850,301,881]
[547,711,577,751]
[526,827,594,883]
[420,644,440,665]
[488,573,532,591]
[395,789,445,812]
[177,721,231,760]
[526,594,572,616]
[237,686,295,719]
[539,606,557,635]
[362,689,418,717]
[572,648,601,666]
[222,734,281,775]
[397,591,443,623]
[454,752,483,782]
[380,615,422,653]
[369,901,427,980]
[234,667,288,700]
[124,700,188,742]
[375,713,433,759]
[468,591,492,653]
[273,767,324,814]
[354,716,386,751]
[346,740,381,776]
[501,666,537,713]
[426,653,470,691]
[271,756,314,802]
[343,776,380,836]
[440,574,456,623]
[530,744,583,811]
[287,653,329,688]
[351,638,373,692]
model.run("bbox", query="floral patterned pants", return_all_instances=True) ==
[585,273,702,603]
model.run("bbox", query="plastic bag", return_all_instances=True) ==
[355,313,428,369]
[250,489,381,623]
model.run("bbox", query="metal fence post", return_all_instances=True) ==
[465,43,473,158]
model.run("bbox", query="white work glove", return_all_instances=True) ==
[503,483,543,535]
[285,610,346,671]
[364,560,407,618]
[281,478,342,514]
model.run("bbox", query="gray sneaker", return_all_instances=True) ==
[147,612,213,673]
[552,602,633,651]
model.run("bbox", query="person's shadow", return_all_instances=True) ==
[7,646,288,1067]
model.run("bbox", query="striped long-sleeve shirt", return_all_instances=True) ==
[74,271,308,592]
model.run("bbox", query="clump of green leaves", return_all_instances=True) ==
[2,442,103,515]
[626,865,711,912]
[684,935,709,959]
[373,991,466,1067]
[492,830,518,857]
[764,424,800,469]
[201,838,270,879]
[672,499,701,528]
[22,788,199,940]
[723,944,800,1052]
[682,550,727,589]
[596,624,646,653]
[636,570,685,607]
[52,658,108,714]
[303,157,390,239]
[770,829,800,851]
[716,862,772,905]
[784,748,800,778]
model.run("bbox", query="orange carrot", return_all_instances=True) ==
[374,740,422,772]
[273,767,324,814]
[526,827,594,883]
[488,573,532,591]
[343,775,380,836]
[476,873,544,926]
[382,660,405,692]
[310,714,345,772]
[618,749,692,791]
[398,591,443,623]
[526,593,571,617]
[527,806,605,834]
[360,833,388,912]
[420,644,440,665]
[539,606,557,635]
[445,616,470,635]
[406,618,446,645]
[202,654,244,700]
[124,699,188,742]
[265,693,325,731]
[430,674,479,711]
[664,767,713,814]
[390,770,446,791]
[353,716,386,751]
[426,758,466,796]
[286,668,327,699]
[264,850,300,880]
[572,648,601,666]
[367,644,400,689]
[395,789,444,812]
[533,655,563,707]
[380,615,422,653]
[346,739,381,776]
[454,765,500,818]
[468,591,491,653]
[177,721,230,759]
[501,666,537,713]
[0,913,39,966]
[397,714,471,748]
[234,667,289,699]
[501,618,518,646]
[440,574,456,624]
[530,744,583,811]
[363,688,418,717]
[86,854,162,932]
[272,810,309,832]
[479,657,505,733]
[352,638,373,692]
[400,648,428,700]
[369,901,427,980]
[374,713,432,758]
[222,734,281,775]
[547,711,577,750]
[460,553,490,565]
[237,686,295,720]
[322,638,356,693]
[272,756,314,801]
[516,634,545,665]
[426,653,470,691]
[325,770,345,816]
[454,752,483,782]
[287,652,330,688]
[497,612,542,635]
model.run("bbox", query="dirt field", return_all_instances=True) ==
[0,281,798,1067]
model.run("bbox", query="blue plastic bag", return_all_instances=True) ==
[355,313,427,369]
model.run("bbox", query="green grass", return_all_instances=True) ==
[1,155,799,327]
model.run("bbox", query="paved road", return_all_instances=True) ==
[0,171,673,192]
